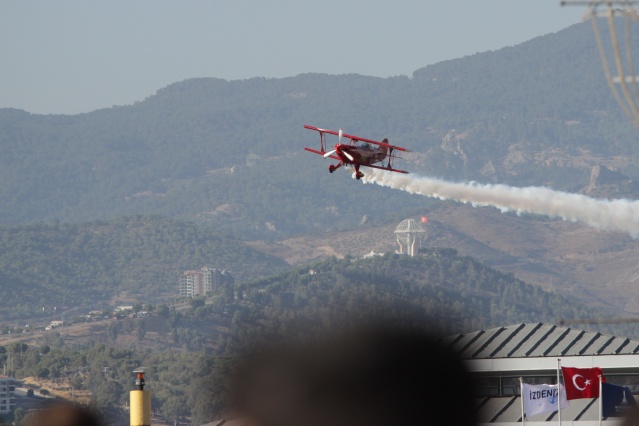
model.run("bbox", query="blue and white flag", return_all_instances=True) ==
[602,382,637,417]
[522,383,569,417]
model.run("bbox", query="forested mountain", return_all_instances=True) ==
[2,22,639,239]
[0,216,288,321]
[227,250,620,342]
[1,248,630,425]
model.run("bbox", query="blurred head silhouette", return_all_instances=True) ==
[230,324,476,426]
[23,404,103,426]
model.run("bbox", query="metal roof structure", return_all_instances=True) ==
[444,323,639,360]
[441,323,639,425]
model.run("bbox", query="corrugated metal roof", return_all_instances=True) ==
[446,323,639,359]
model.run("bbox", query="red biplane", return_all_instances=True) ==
[303,125,409,180]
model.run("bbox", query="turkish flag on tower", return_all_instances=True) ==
[561,367,605,400]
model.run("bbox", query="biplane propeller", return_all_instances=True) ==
[303,125,409,180]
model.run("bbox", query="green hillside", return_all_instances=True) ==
[0,216,288,321]
[2,22,639,239]
[223,250,617,343]
[102,249,623,357]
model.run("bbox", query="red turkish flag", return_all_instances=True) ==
[561,367,605,400]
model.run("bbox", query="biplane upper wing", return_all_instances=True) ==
[304,125,339,135]
[304,147,340,161]
[304,124,409,152]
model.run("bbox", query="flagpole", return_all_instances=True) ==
[520,377,525,425]
[557,358,562,426]
[599,375,603,426]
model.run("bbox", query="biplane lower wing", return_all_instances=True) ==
[304,147,340,161]
[356,162,409,174]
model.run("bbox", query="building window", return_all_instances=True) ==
[502,376,557,396]
[474,377,500,396]
[475,376,558,397]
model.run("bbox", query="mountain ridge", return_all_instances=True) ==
[3,20,639,316]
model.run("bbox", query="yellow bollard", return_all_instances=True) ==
[130,368,151,426]
[130,389,151,426]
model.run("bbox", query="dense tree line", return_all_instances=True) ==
[0,341,229,426]
[222,250,624,344]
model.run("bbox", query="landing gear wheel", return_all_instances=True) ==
[329,165,335,173]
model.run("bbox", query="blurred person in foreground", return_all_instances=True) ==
[22,404,103,426]
[229,324,477,426]
[622,406,639,426]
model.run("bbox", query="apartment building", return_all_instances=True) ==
[179,267,234,298]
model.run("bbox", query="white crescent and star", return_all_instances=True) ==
[572,374,591,391]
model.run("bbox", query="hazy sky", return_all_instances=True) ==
[1,1,582,115]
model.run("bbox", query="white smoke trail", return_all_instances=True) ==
[361,169,639,236]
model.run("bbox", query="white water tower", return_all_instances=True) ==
[394,219,425,257]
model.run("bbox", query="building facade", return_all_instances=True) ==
[179,267,234,298]
[445,322,639,425]
[0,376,15,414]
